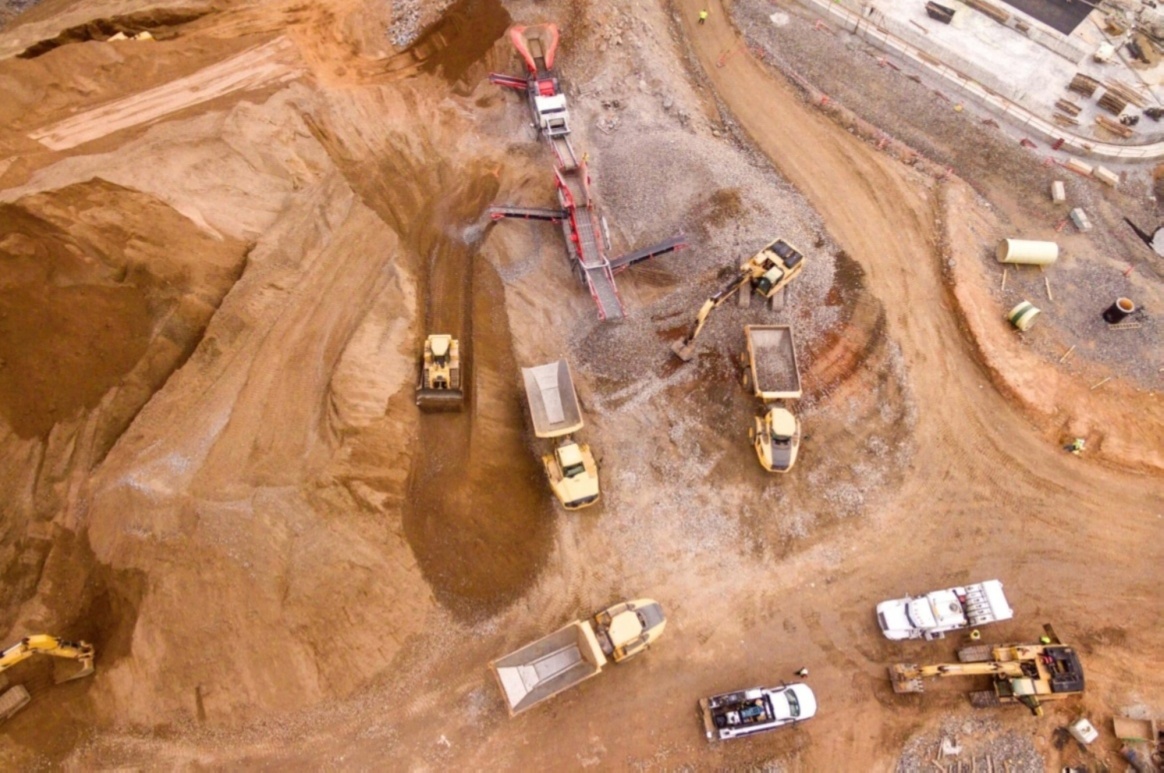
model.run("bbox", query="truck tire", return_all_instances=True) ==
[957,644,994,663]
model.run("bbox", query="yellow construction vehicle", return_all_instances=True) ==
[521,359,600,509]
[888,627,1084,716]
[416,333,464,410]
[672,238,806,361]
[0,634,95,722]
[744,325,803,473]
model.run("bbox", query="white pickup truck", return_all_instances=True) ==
[699,682,817,741]
[876,580,1013,641]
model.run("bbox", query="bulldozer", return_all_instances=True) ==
[0,634,96,723]
[672,238,806,361]
[416,333,464,410]
[888,625,1084,716]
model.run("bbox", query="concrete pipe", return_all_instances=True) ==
[1008,301,1040,331]
[1102,297,1135,323]
[996,239,1059,266]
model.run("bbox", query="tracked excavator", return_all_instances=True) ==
[888,625,1084,716]
[0,634,95,722]
[672,238,806,361]
[416,333,465,410]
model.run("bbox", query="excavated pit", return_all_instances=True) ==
[16,7,210,58]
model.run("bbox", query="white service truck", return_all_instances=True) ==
[876,579,1013,641]
[699,682,817,741]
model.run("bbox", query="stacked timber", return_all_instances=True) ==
[1097,91,1130,115]
[926,1,956,23]
[1103,79,1148,107]
[1096,114,1135,137]
[1055,98,1082,117]
[963,0,1010,23]
[1068,73,1100,98]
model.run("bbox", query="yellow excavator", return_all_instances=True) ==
[888,626,1084,716]
[0,635,95,722]
[672,238,806,362]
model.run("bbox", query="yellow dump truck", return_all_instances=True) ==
[490,599,666,716]
[521,358,599,509]
[745,325,802,473]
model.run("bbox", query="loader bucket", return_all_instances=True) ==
[670,339,696,362]
[416,388,465,411]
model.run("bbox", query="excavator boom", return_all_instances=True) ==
[0,635,95,683]
[671,274,750,361]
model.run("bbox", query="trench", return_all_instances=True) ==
[401,176,554,621]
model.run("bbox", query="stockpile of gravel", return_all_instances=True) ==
[897,716,1044,773]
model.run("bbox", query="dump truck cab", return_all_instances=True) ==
[751,407,800,473]
[592,599,667,662]
[544,440,600,510]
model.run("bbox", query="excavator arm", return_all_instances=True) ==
[670,272,752,361]
[0,635,95,683]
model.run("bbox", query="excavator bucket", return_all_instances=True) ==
[57,657,94,683]
[888,663,925,693]
[670,338,697,362]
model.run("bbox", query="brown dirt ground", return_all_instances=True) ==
[0,0,1160,769]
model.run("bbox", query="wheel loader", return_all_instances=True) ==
[672,237,806,362]
[416,333,464,410]
[888,625,1084,716]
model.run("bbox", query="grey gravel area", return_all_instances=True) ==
[897,716,1045,773]
[388,0,453,49]
[735,0,1162,385]
[0,0,40,30]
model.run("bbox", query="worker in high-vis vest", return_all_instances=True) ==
[698,9,709,24]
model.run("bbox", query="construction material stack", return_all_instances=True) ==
[490,599,666,716]
[745,325,803,473]
[521,358,600,509]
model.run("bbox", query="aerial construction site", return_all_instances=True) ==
[0,0,1161,768]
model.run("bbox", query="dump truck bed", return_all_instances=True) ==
[521,359,584,438]
[490,621,607,716]
[746,325,802,400]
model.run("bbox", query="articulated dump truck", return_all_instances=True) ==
[521,358,600,509]
[744,325,803,473]
[490,599,666,716]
